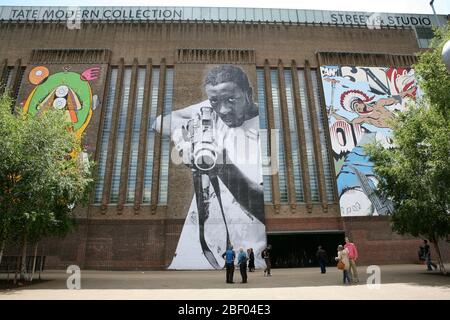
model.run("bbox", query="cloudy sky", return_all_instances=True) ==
[0,0,448,15]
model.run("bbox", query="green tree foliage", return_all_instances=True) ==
[0,91,94,280]
[365,25,450,274]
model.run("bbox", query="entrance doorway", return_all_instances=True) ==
[267,231,345,268]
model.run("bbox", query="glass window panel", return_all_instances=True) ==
[285,70,304,203]
[158,68,174,204]
[126,67,146,203]
[271,70,288,203]
[256,69,273,203]
[93,67,118,203]
[298,69,320,202]
[109,67,132,203]
[142,68,160,203]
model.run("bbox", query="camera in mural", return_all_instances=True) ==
[187,106,218,171]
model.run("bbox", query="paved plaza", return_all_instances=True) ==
[1,264,449,300]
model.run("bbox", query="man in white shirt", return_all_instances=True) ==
[155,65,267,269]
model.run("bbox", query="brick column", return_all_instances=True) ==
[150,58,167,213]
[263,59,280,210]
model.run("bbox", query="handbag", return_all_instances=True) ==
[337,260,345,270]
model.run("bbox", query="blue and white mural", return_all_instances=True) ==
[320,66,419,217]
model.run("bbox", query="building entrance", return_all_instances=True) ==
[267,231,345,268]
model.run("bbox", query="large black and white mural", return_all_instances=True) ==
[155,65,266,269]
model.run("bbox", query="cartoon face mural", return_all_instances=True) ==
[320,66,419,217]
[23,66,100,140]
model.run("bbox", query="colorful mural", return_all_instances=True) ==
[23,66,100,140]
[320,66,418,217]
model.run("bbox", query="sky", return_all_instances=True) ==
[0,0,449,15]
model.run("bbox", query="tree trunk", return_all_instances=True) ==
[432,240,447,275]
[20,232,28,281]
[0,239,5,266]
[30,242,38,282]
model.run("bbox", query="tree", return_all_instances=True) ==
[0,91,94,281]
[365,24,450,274]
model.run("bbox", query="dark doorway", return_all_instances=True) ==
[267,232,345,268]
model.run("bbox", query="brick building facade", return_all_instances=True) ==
[1,6,449,269]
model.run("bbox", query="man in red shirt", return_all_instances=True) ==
[344,237,359,283]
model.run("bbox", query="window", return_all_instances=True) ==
[158,68,174,204]
[142,68,160,204]
[415,27,434,49]
[311,69,335,202]
[298,70,320,202]
[284,70,304,203]
[109,67,132,203]
[256,69,273,203]
[270,70,288,203]
[126,67,146,203]
[93,67,118,203]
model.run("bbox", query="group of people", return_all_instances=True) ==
[221,245,272,284]
[316,237,360,285]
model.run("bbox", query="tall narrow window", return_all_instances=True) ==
[13,67,25,100]
[142,68,160,204]
[110,67,132,203]
[158,68,174,204]
[3,66,13,90]
[256,69,273,203]
[270,70,288,203]
[311,69,335,202]
[126,67,146,203]
[94,67,118,203]
[298,70,320,202]
[284,70,304,203]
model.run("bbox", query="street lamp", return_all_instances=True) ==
[429,0,442,27]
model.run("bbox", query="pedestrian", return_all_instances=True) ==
[344,236,359,283]
[221,245,236,283]
[423,240,438,271]
[238,247,248,283]
[335,245,351,285]
[261,245,272,276]
[247,248,255,272]
[316,245,328,274]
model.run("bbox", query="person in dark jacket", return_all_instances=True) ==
[423,240,438,271]
[247,248,255,272]
[262,245,272,276]
[316,245,328,274]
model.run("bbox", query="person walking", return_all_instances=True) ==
[423,240,438,271]
[221,245,236,283]
[262,245,272,276]
[344,237,359,283]
[238,247,248,283]
[247,248,255,272]
[316,245,328,274]
[335,245,351,285]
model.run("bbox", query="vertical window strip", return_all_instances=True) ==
[3,66,13,89]
[256,69,273,203]
[298,70,320,202]
[311,69,335,202]
[284,70,304,203]
[126,67,146,203]
[142,68,160,203]
[93,68,118,203]
[270,70,288,203]
[158,68,174,204]
[109,67,132,203]
[13,67,25,100]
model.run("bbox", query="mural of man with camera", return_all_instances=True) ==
[155,65,266,269]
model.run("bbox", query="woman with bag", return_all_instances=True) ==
[335,245,351,284]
